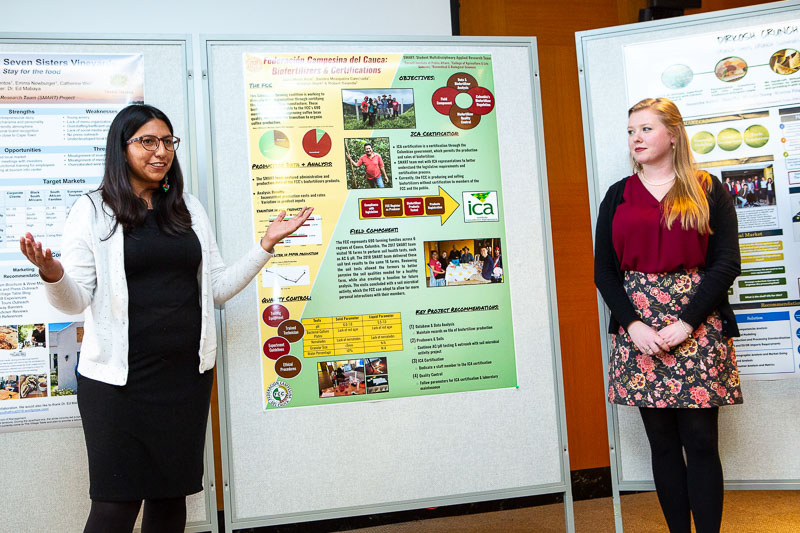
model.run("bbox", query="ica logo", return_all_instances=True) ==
[462,191,499,222]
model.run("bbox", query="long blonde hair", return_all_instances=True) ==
[629,97,711,234]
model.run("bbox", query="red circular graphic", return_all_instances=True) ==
[468,86,495,115]
[302,128,332,158]
[431,86,459,115]
[263,304,289,327]
[263,337,290,360]
[432,72,494,129]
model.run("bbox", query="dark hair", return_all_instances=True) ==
[100,104,192,238]
[364,143,373,149]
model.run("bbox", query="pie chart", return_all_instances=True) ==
[259,130,290,160]
[302,128,332,158]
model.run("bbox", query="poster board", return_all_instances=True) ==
[203,37,573,531]
[0,35,216,533]
[577,1,800,528]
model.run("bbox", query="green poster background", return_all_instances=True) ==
[265,53,517,408]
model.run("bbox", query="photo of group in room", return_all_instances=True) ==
[721,165,776,209]
[424,238,504,287]
[317,359,366,398]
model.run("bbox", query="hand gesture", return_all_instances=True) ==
[658,321,691,349]
[627,320,670,357]
[20,233,64,283]
[260,207,314,252]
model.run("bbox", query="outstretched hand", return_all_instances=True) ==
[260,207,314,252]
[19,233,64,283]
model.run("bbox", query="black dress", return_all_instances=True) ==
[77,211,213,501]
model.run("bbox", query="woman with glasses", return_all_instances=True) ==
[594,97,741,533]
[20,104,312,532]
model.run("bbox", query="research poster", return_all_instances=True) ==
[624,21,800,378]
[0,53,144,431]
[243,52,517,409]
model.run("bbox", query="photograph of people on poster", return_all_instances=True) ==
[344,137,392,189]
[720,166,776,210]
[317,359,366,397]
[699,160,779,231]
[424,238,503,286]
[342,89,415,130]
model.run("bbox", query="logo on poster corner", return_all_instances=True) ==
[463,191,499,222]
[266,381,293,407]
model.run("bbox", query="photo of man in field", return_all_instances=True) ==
[344,137,392,189]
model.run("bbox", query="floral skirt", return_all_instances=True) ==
[608,269,743,408]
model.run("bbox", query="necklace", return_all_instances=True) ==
[639,170,676,187]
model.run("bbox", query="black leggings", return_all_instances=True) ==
[83,497,186,533]
[639,407,723,533]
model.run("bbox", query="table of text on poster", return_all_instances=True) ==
[302,313,403,357]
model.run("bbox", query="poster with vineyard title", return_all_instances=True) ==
[0,53,144,432]
[243,52,519,409]
[624,20,800,379]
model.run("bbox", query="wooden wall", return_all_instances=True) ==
[459,0,773,472]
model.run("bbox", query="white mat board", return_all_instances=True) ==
[204,38,569,525]
[0,37,215,532]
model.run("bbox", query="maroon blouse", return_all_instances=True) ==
[612,174,708,273]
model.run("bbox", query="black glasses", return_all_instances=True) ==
[126,135,180,152]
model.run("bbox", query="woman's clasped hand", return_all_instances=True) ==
[627,319,690,355]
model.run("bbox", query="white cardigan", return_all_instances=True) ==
[44,190,272,385]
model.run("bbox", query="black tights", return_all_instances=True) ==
[83,496,186,533]
[639,407,723,533]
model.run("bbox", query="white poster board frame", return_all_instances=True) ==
[202,35,573,532]
[0,33,217,533]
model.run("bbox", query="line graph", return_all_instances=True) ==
[262,265,311,288]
